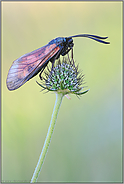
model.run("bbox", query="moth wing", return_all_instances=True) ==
[6,44,60,90]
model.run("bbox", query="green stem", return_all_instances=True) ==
[30,93,64,183]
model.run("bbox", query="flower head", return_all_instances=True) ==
[36,54,89,96]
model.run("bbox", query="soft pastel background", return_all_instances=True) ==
[2,1,122,183]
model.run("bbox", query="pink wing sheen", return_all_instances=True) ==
[6,44,60,90]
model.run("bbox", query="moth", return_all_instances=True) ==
[6,34,110,90]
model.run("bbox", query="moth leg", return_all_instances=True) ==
[67,48,73,63]
[39,66,46,80]
[50,47,63,69]
[71,48,75,66]
[71,48,73,59]
[50,57,55,70]
[67,48,76,71]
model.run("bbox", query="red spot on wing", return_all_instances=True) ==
[6,44,60,90]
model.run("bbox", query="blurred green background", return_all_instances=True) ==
[2,1,122,182]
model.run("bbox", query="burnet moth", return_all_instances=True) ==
[6,34,110,90]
